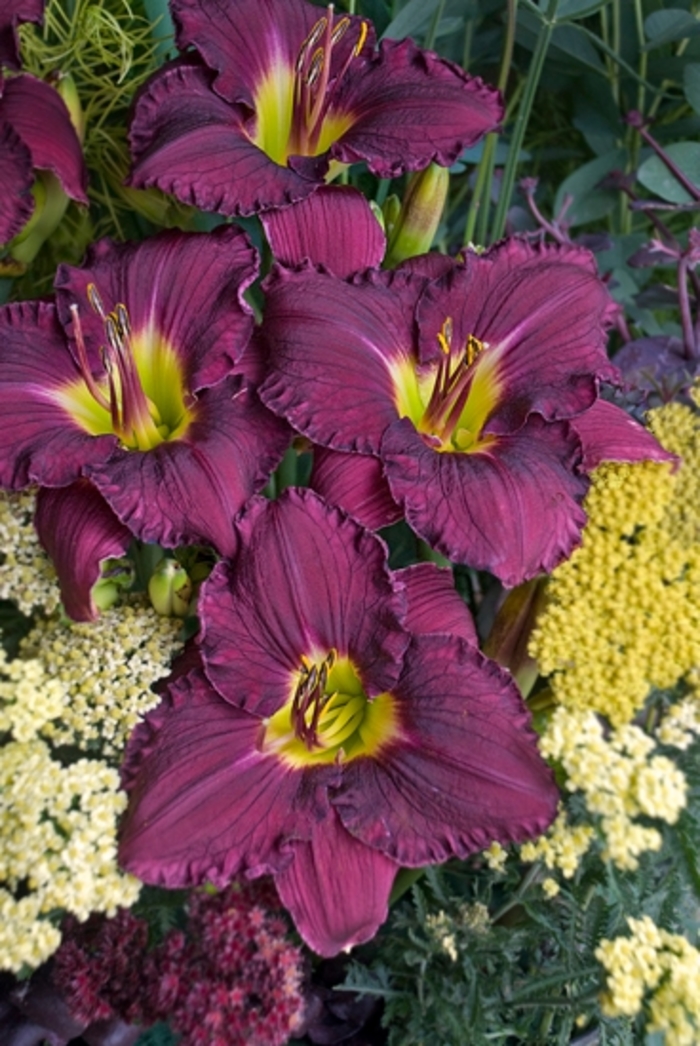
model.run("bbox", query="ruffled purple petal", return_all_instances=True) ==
[309,446,402,531]
[261,186,386,276]
[332,38,503,177]
[570,398,677,471]
[0,74,87,203]
[416,239,619,433]
[275,808,398,957]
[170,0,321,105]
[128,60,320,216]
[381,415,588,586]
[396,562,477,644]
[260,267,418,453]
[85,379,291,554]
[119,666,338,887]
[199,488,408,717]
[334,634,558,865]
[0,301,115,489]
[35,481,131,622]
[0,121,33,243]
[0,0,44,69]
[55,226,259,390]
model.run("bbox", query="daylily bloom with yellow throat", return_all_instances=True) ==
[0,226,290,616]
[259,239,673,586]
[119,489,558,957]
[127,0,502,216]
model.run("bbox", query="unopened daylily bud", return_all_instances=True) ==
[91,557,134,614]
[54,72,86,144]
[384,163,449,267]
[380,193,401,240]
[482,577,548,699]
[7,172,69,265]
[149,558,193,617]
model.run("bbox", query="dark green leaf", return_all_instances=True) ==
[637,142,700,203]
[644,9,700,49]
[684,63,700,114]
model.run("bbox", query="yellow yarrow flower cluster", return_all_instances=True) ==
[596,916,700,1045]
[538,708,686,870]
[21,596,183,756]
[530,397,700,726]
[0,489,61,616]
[520,808,595,879]
[425,903,490,962]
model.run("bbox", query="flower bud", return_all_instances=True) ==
[91,557,134,614]
[54,72,86,144]
[384,163,449,267]
[148,558,193,617]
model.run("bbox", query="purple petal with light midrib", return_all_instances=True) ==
[417,239,619,433]
[0,300,115,489]
[333,634,558,865]
[331,38,503,177]
[260,266,419,453]
[275,808,398,957]
[119,667,339,888]
[128,60,321,217]
[55,226,259,390]
[86,379,291,555]
[381,414,588,586]
[199,488,408,718]
[261,186,386,276]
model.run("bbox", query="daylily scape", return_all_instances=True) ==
[1,0,693,1035]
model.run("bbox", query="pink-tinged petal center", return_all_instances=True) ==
[53,284,193,451]
[392,317,503,453]
[252,6,365,165]
[262,651,401,767]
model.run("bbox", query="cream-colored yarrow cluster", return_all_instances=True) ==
[22,597,183,756]
[538,708,686,870]
[520,808,595,879]
[530,398,700,726]
[0,598,182,972]
[596,916,700,1045]
[0,489,61,616]
[0,735,140,972]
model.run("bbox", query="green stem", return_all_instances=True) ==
[424,0,446,50]
[474,0,518,246]
[465,0,518,246]
[491,861,542,923]
[491,0,559,242]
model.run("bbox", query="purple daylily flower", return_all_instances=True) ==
[258,238,674,586]
[0,72,87,245]
[127,0,503,217]
[0,0,44,69]
[0,227,291,610]
[118,489,559,957]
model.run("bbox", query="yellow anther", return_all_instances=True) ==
[466,333,484,367]
[437,316,453,355]
[354,20,369,55]
[87,283,106,318]
[331,16,350,44]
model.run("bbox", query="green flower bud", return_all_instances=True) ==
[384,164,449,268]
[148,558,193,617]
[91,558,134,613]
